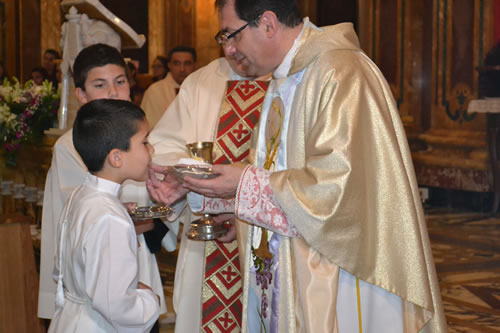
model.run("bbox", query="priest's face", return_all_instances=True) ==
[122,119,154,182]
[75,64,130,104]
[218,0,271,77]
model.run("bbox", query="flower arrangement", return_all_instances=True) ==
[0,78,59,166]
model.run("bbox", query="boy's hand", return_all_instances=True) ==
[138,282,160,305]
[134,219,155,235]
[124,202,138,213]
[137,282,152,291]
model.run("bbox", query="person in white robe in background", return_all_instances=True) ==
[148,55,260,332]
[141,46,196,127]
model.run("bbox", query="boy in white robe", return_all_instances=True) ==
[49,99,160,332]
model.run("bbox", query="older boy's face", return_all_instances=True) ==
[76,64,130,103]
[122,120,154,182]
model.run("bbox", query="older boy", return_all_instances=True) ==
[49,99,159,332]
[38,44,166,321]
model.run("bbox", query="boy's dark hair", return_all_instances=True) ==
[73,44,127,90]
[73,99,145,173]
[215,0,302,28]
[167,46,197,63]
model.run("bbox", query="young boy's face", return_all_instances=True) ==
[75,64,130,103]
[122,119,154,182]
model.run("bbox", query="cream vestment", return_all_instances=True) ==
[141,72,180,128]
[149,57,239,333]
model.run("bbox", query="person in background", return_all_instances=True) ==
[151,55,168,83]
[146,48,270,331]
[42,49,61,89]
[140,46,196,128]
[31,67,49,86]
[127,61,138,89]
[48,99,160,332]
[127,61,145,106]
[131,85,145,106]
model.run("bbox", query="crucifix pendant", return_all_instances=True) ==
[254,228,273,259]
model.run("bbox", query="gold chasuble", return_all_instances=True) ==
[201,80,268,332]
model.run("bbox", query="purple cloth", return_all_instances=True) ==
[269,233,281,333]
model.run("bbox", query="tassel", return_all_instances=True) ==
[55,274,65,308]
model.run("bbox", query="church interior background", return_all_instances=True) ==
[0,0,499,332]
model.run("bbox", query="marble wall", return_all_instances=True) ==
[358,0,497,192]
[0,0,43,82]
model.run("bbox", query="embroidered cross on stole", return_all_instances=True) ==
[201,80,269,333]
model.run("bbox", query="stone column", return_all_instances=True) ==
[148,0,166,73]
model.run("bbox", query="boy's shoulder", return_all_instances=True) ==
[53,129,77,156]
[52,129,86,170]
[70,183,130,224]
[54,129,73,148]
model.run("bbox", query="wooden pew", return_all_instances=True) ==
[0,223,45,333]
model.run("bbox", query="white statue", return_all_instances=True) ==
[49,0,145,133]
[80,13,121,50]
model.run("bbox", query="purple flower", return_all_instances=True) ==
[4,142,19,152]
[23,109,33,118]
[15,132,23,139]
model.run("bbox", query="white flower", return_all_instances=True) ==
[0,103,17,130]
[0,85,13,100]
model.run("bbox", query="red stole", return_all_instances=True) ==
[201,80,269,332]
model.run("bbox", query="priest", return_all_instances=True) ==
[150,0,448,332]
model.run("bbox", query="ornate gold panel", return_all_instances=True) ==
[359,0,496,191]
[415,0,495,191]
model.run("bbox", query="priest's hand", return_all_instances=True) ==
[182,162,247,198]
[213,213,237,243]
[147,163,189,205]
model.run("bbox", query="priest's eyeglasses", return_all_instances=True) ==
[215,15,261,46]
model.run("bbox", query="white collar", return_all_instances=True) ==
[84,173,121,197]
[273,17,317,79]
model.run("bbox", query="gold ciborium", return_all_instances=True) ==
[185,142,229,241]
